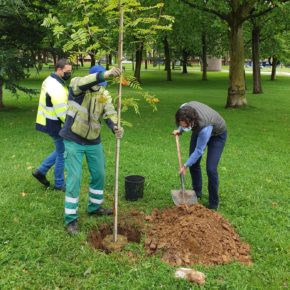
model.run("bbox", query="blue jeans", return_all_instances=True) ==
[38,136,65,188]
[189,131,227,207]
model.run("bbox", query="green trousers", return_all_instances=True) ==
[64,140,105,224]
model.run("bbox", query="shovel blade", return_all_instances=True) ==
[171,189,198,206]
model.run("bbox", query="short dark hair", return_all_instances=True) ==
[55,59,71,70]
[175,105,199,129]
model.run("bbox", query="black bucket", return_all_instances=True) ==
[125,175,145,201]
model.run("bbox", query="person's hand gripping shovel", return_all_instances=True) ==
[171,133,197,206]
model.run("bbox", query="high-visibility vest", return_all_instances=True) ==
[66,87,117,140]
[35,74,68,136]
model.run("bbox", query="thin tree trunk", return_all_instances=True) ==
[106,54,110,70]
[144,50,148,70]
[132,53,134,71]
[152,49,157,67]
[201,32,207,81]
[182,49,188,74]
[270,56,278,80]
[52,53,57,66]
[89,53,96,67]
[244,69,247,90]
[226,23,247,107]
[0,79,4,109]
[134,43,143,83]
[252,25,262,94]
[163,36,172,81]
[79,55,84,67]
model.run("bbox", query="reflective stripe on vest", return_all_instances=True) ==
[69,88,116,140]
[36,76,68,127]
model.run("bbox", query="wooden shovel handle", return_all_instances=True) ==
[175,134,183,171]
[175,135,186,192]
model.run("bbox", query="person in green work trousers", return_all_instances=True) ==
[33,59,72,191]
[59,65,123,235]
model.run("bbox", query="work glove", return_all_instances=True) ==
[104,67,122,78]
[114,126,124,139]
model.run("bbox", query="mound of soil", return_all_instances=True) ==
[144,204,252,266]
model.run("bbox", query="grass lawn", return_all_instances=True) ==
[0,69,289,289]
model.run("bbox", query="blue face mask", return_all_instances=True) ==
[182,126,192,132]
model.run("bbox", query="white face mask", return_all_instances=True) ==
[182,126,192,132]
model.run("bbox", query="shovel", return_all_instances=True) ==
[171,134,197,206]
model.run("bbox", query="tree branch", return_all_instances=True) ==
[243,7,274,22]
[180,0,229,22]
[243,0,290,22]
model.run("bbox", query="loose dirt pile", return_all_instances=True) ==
[144,204,252,266]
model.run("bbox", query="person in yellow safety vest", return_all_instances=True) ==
[59,65,123,235]
[33,59,72,191]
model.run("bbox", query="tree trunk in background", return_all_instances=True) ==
[201,32,207,81]
[89,53,96,67]
[163,36,172,81]
[134,43,143,83]
[144,50,148,70]
[182,49,188,74]
[252,25,262,94]
[79,55,84,67]
[172,60,175,70]
[52,53,57,66]
[132,53,134,71]
[0,79,4,109]
[106,54,110,70]
[226,23,247,107]
[270,56,278,80]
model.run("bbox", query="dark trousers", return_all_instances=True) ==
[189,131,227,207]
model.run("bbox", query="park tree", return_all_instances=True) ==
[0,0,58,108]
[163,1,200,79]
[258,3,290,80]
[181,0,288,108]
[160,1,227,82]
[42,0,173,83]
[241,1,290,93]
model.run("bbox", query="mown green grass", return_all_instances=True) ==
[0,69,289,289]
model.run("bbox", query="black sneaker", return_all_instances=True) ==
[207,205,218,211]
[89,207,113,216]
[32,170,50,187]
[66,220,79,235]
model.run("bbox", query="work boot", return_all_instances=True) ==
[89,207,113,216]
[66,220,79,235]
[54,185,66,192]
[32,170,50,187]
